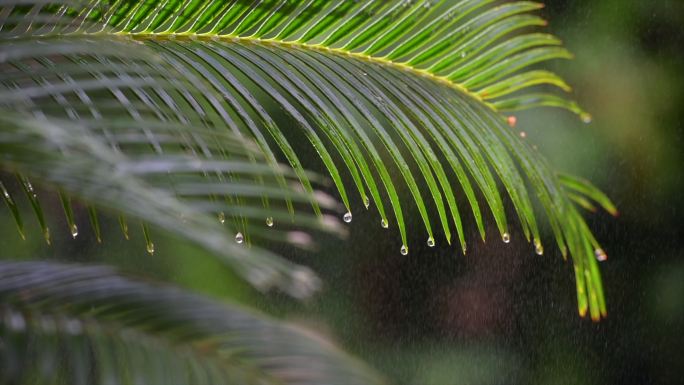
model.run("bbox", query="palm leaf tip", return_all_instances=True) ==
[0,261,385,385]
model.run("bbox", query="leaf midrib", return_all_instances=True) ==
[116,32,495,112]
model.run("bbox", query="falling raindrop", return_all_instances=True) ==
[400,245,408,255]
[594,248,607,261]
[381,219,389,228]
[266,217,274,227]
[343,211,352,223]
[534,239,544,255]
[146,242,155,255]
[502,232,511,243]
[235,232,244,244]
[70,224,78,239]
[427,237,435,247]
[218,211,226,224]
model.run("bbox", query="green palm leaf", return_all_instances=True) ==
[0,260,385,385]
[0,113,333,297]
[0,0,615,320]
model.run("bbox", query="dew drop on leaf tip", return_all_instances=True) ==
[502,232,511,243]
[400,245,408,255]
[534,239,544,255]
[594,248,607,261]
[70,225,78,239]
[381,218,389,228]
[266,216,274,227]
[235,232,244,244]
[146,242,155,255]
[427,237,435,247]
[343,211,352,223]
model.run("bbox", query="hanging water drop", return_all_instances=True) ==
[594,248,607,261]
[363,196,370,209]
[427,237,435,247]
[381,219,389,228]
[43,228,51,245]
[502,232,511,243]
[218,211,226,224]
[580,113,593,124]
[519,131,527,138]
[70,224,78,239]
[534,239,544,255]
[343,211,352,223]
[400,245,408,255]
[146,242,155,255]
[235,232,244,244]
[266,217,274,227]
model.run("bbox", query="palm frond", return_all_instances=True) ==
[0,261,385,385]
[0,113,332,298]
[0,0,616,319]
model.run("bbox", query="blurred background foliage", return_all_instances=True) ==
[1,0,682,384]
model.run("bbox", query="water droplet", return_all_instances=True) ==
[400,245,408,255]
[427,237,435,247]
[519,131,527,138]
[218,211,225,224]
[534,239,544,255]
[460,51,467,58]
[343,211,352,223]
[363,196,370,209]
[502,232,511,243]
[266,217,274,227]
[70,224,78,239]
[580,113,592,124]
[507,116,517,127]
[381,219,389,228]
[594,248,607,261]
[235,232,244,244]
[146,242,155,255]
